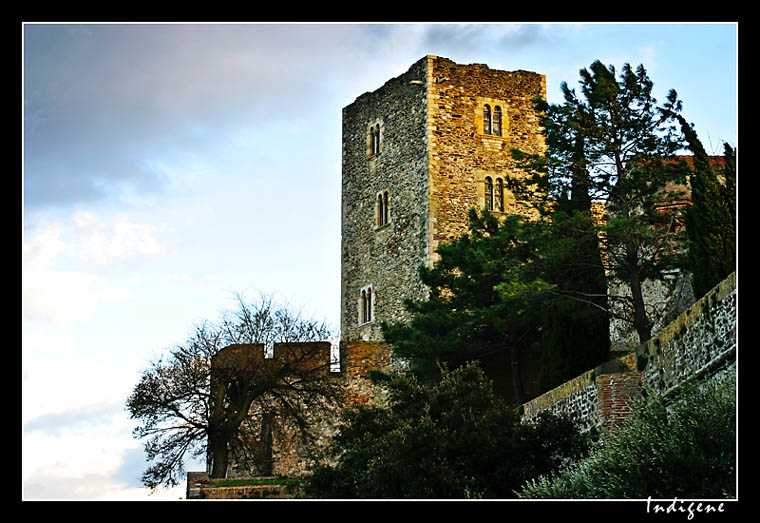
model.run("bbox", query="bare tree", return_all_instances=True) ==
[126,293,340,490]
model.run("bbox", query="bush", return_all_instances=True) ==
[303,362,590,499]
[518,368,736,499]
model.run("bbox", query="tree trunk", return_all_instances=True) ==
[616,169,652,346]
[208,431,230,479]
[257,411,275,476]
[626,250,652,344]
[509,342,526,405]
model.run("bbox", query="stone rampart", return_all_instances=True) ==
[201,340,392,483]
[636,272,736,396]
[522,272,736,431]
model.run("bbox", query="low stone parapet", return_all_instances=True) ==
[185,473,293,499]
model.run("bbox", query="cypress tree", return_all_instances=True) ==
[673,113,736,298]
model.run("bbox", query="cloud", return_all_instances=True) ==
[23,211,173,325]
[22,221,110,325]
[72,210,174,265]
[23,401,204,499]
[23,442,190,500]
[23,401,123,437]
[22,23,377,211]
[27,23,506,212]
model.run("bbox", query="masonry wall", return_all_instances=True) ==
[522,272,737,432]
[637,271,736,394]
[426,56,546,263]
[340,56,546,341]
[215,341,392,481]
[340,57,431,341]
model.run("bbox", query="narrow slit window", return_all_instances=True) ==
[366,287,372,323]
[371,124,380,155]
[485,176,494,211]
[493,106,502,136]
[495,178,504,212]
[360,286,373,324]
[376,191,390,227]
[483,104,491,135]
[383,190,389,225]
[361,290,367,323]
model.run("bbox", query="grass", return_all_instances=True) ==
[198,477,300,487]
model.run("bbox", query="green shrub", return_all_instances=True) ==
[518,368,736,499]
[303,362,590,499]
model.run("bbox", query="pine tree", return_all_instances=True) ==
[382,210,549,404]
[531,114,610,390]
[671,112,736,298]
[512,61,689,345]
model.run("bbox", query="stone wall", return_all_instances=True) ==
[340,56,431,341]
[208,341,392,481]
[636,271,736,395]
[426,56,546,264]
[340,340,393,407]
[522,272,736,431]
[186,473,293,499]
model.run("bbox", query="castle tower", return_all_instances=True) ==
[340,56,546,341]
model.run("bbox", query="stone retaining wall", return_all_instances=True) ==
[522,272,736,431]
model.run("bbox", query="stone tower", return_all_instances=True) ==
[340,55,546,341]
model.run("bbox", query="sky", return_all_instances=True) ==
[22,22,738,501]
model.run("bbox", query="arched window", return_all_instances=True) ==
[493,106,502,137]
[376,191,390,227]
[383,190,389,225]
[485,176,494,211]
[360,286,373,324]
[370,124,380,155]
[481,102,505,136]
[495,177,504,212]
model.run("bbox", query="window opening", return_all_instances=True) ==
[485,176,494,211]
[495,177,504,211]
[360,286,373,324]
[493,106,502,136]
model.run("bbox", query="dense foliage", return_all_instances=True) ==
[303,362,590,499]
[529,209,610,391]
[382,205,611,401]
[512,61,691,346]
[382,210,550,403]
[517,369,736,499]
[667,109,736,299]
